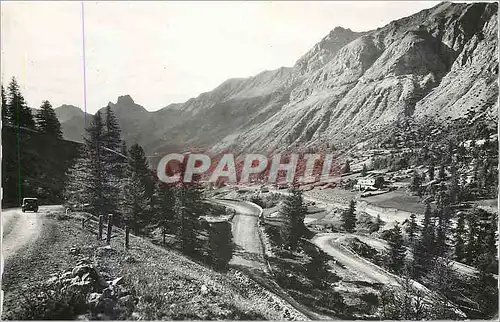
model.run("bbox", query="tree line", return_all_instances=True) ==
[2,77,63,138]
[63,108,232,270]
[1,77,77,207]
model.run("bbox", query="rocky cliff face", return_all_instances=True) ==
[57,2,498,156]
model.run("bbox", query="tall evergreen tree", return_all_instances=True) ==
[121,165,149,235]
[406,213,418,247]
[280,187,307,251]
[428,161,435,181]
[454,212,466,262]
[343,160,351,174]
[1,84,9,122]
[102,105,124,213]
[448,164,459,204]
[175,171,205,255]
[122,143,153,232]
[83,112,108,215]
[389,222,406,274]
[153,181,176,244]
[438,164,446,181]
[7,77,35,129]
[341,200,357,233]
[410,170,422,196]
[36,100,62,138]
[465,212,478,265]
[413,203,435,276]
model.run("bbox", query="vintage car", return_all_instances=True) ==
[22,197,39,213]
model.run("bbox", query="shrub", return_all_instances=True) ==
[5,282,88,320]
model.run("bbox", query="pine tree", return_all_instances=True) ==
[36,100,62,138]
[1,84,9,122]
[343,160,351,174]
[122,167,148,235]
[280,187,306,251]
[175,173,205,255]
[438,164,446,181]
[427,257,457,319]
[154,181,176,244]
[448,164,459,204]
[82,112,107,215]
[454,212,466,262]
[428,161,435,181]
[465,212,478,265]
[306,248,330,287]
[413,203,435,276]
[207,221,233,271]
[63,147,93,209]
[7,77,35,129]
[122,143,153,232]
[410,170,422,196]
[102,105,124,214]
[406,213,418,247]
[341,200,357,233]
[389,222,406,274]
[374,214,383,232]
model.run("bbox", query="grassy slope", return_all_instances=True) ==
[1,210,299,320]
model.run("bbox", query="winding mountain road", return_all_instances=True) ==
[212,199,267,270]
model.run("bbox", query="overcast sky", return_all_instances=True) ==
[1,1,440,113]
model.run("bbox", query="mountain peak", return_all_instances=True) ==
[116,94,135,105]
[331,26,353,34]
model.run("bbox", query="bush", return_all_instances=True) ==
[5,282,88,320]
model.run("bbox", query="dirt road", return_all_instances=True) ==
[313,233,466,318]
[313,233,399,285]
[212,200,267,270]
[2,208,44,263]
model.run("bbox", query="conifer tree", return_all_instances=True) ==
[102,105,124,213]
[465,212,478,265]
[438,164,446,181]
[122,166,148,235]
[454,212,466,262]
[428,161,435,181]
[306,248,330,287]
[389,222,406,274]
[374,214,383,232]
[413,203,435,276]
[175,171,205,255]
[36,100,62,138]
[1,84,9,123]
[154,181,176,244]
[341,200,357,233]
[84,112,108,215]
[406,213,418,247]
[343,160,351,174]
[207,221,233,271]
[121,143,153,232]
[410,170,422,196]
[63,146,93,208]
[7,77,35,129]
[280,187,307,251]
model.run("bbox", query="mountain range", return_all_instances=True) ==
[54,2,499,158]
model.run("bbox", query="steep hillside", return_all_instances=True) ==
[56,2,498,158]
[1,126,81,207]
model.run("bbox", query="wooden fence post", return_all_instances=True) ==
[125,225,130,249]
[98,215,104,240]
[106,214,113,245]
